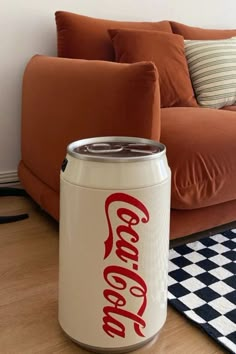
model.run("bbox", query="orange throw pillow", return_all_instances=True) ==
[109,28,197,108]
[55,11,172,61]
[171,21,236,39]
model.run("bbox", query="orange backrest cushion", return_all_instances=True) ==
[55,11,172,61]
[22,56,161,194]
[171,21,236,39]
[109,28,198,108]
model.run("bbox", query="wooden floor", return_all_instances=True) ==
[0,194,228,354]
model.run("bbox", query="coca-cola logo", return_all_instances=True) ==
[102,193,149,339]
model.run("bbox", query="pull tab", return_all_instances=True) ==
[126,144,159,154]
[86,143,123,154]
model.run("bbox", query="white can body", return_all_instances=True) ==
[59,137,171,353]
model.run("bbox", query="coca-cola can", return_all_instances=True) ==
[59,136,171,353]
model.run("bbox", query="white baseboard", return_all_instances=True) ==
[0,171,19,184]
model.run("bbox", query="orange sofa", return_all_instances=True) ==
[18,11,236,239]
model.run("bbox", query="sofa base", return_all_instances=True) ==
[18,160,236,240]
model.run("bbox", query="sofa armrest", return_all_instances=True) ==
[20,55,160,193]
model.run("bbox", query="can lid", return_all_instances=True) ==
[67,137,165,162]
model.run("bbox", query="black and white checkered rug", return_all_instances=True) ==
[168,229,236,353]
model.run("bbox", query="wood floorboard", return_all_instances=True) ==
[0,195,229,353]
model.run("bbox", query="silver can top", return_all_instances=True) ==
[67,136,165,162]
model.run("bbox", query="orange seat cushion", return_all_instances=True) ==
[109,28,197,108]
[222,105,236,112]
[161,107,236,209]
[55,11,172,61]
[171,21,236,39]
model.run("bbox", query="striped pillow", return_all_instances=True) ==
[184,38,236,108]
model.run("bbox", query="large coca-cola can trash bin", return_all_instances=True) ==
[59,136,171,353]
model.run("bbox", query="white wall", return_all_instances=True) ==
[1,0,236,178]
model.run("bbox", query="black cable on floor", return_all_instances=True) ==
[0,187,29,224]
